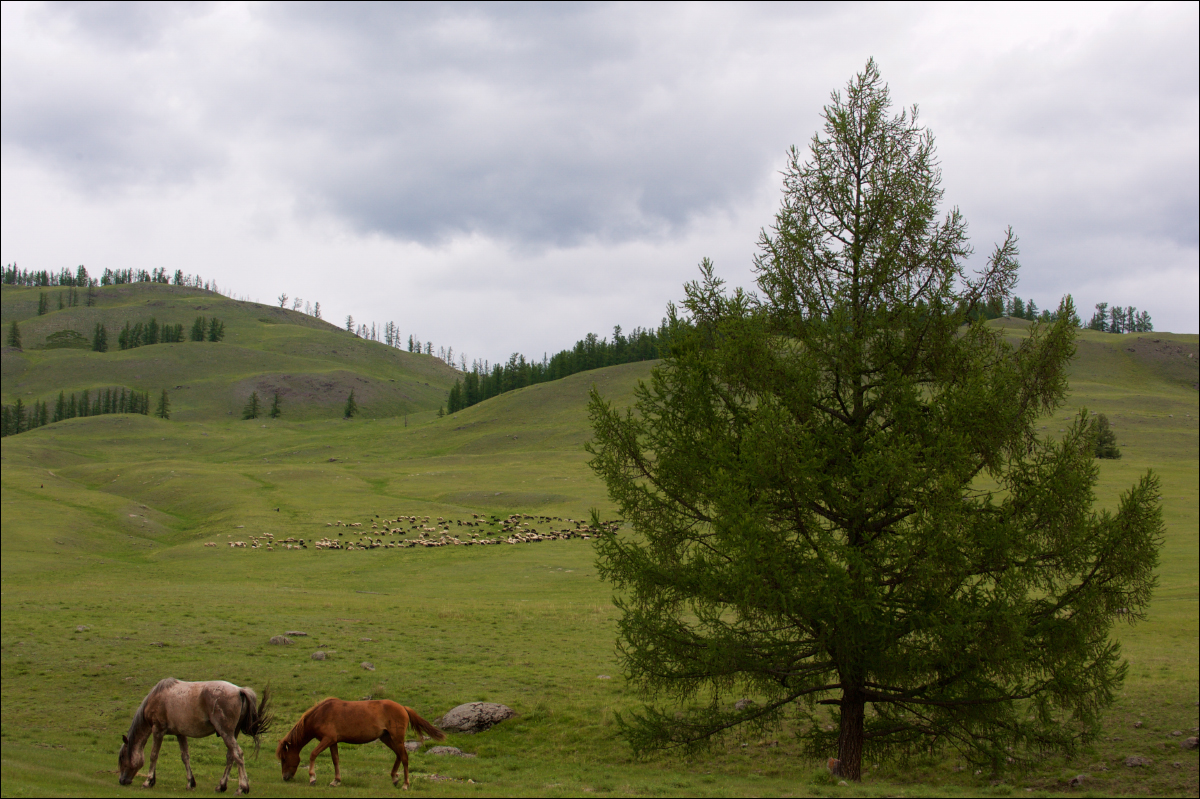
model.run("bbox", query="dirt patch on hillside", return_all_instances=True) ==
[1124,336,1199,390]
[232,371,425,417]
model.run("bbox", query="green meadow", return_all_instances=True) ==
[1,286,1197,796]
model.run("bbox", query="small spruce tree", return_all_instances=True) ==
[191,317,207,341]
[156,390,170,420]
[269,391,282,419]
[7,320,21,350]
[243,391,261,420]
[1093,413,1122,459]
[92,323,108,352]
[344,390,358,419]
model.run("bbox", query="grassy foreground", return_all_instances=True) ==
[1,325,1197,797]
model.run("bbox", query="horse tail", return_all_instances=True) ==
[405,707,446,742]
[238,685,274,756]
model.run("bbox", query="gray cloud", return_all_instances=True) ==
[1,3,1196,344]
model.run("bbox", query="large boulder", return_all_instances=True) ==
[436,702,516,734]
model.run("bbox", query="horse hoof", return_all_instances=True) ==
[188,777,197,789]
[215,784,227,793]
[143,778,155,788]
[329,780,340,787]
[309,778,317,786]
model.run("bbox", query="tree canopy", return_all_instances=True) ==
[586,60,1163,780]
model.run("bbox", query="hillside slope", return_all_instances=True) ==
[1,283,459,420]
[1,324,1196,798]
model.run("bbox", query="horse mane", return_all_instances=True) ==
[276,698,336,760]
[126,678,180,743]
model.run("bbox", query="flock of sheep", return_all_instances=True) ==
[206,513,620,551]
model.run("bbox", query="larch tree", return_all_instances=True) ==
[586,60,1163,781]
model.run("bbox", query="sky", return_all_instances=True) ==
[2,2,1197,364]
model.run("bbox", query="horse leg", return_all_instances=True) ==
[177,736,196,789]
[307,738,334,786]
[382,729,411,790]
[218,744,232,793]
[216,731,248,795]
[143,729,165,788]
[328,743,342,787]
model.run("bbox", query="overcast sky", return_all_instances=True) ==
[2,2,1197,363]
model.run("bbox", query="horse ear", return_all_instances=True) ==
[122,735,128,745]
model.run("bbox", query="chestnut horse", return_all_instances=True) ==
[118,678,272,794]
[276,698,445,789]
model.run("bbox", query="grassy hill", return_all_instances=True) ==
[2,283,460,420]
[0,318,1196,796]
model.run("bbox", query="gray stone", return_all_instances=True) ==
[1124,756,1153,767]
[427,746,475,758]
[311,651,327,661]
[286,630,308,636]
[734,699,756,711]
[436,702,516,734]
[361,662,375,671]
[1183,737,1199,751]
[75,625,91,632]
[404,741,422,753]
[1069,774,1086,787]
[269,635,293,645]
[596,674,611,680]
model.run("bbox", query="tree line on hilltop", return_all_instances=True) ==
[446,323,670,413]
[3,262,261,304]
[969,293,1154,332]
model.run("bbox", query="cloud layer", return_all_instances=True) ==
[2,3,1197,358]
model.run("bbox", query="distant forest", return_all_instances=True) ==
[3,263,227,294]
[971,294,1153,333]
[1,387,152,437]
[447,323,671,413]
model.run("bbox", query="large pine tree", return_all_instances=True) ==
[587,61,1163,781]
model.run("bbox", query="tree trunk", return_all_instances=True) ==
[836,691,866,781]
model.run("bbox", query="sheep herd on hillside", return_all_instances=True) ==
[205,513,619,552]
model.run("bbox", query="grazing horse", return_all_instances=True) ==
[118,678,272,794]
[276,698,445,789]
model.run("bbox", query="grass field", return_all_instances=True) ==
[1,317,1197,797]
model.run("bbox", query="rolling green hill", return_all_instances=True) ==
[0,317,1196,797]
[2,283,460,421]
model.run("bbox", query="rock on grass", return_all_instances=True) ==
[436,702,516,733]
